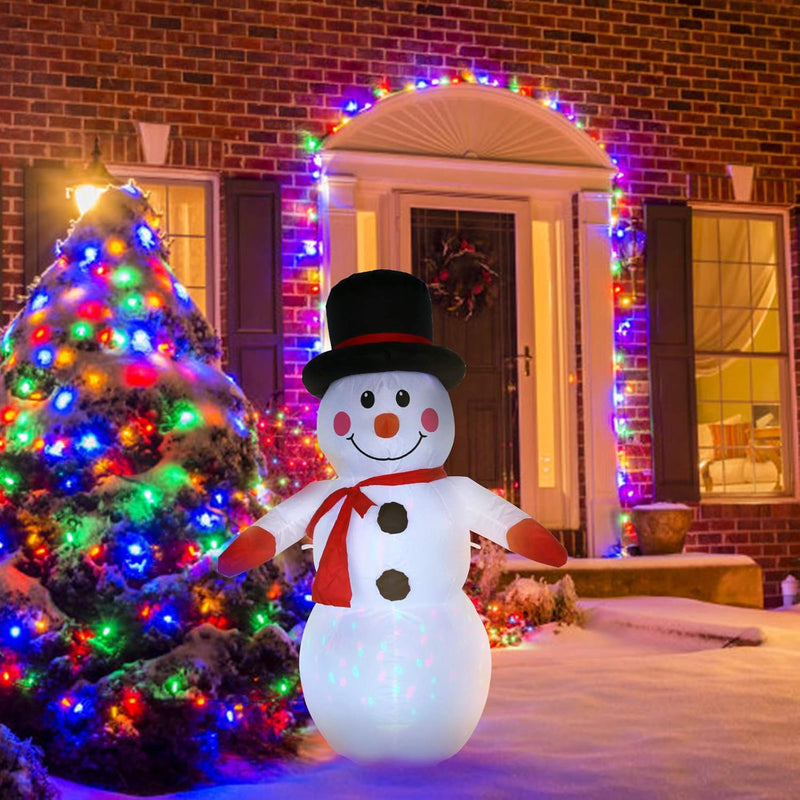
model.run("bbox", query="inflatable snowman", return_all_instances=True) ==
[218,270,567,763]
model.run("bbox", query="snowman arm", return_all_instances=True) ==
[450,477,567,567]
[217,481,333,577]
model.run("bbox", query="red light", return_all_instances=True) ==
[78,301,106,322]
[30,326,51,344]
[124,363,158,388]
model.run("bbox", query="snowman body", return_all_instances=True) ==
[257,370,529,763]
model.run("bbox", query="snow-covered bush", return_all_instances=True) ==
[0,725,57,800]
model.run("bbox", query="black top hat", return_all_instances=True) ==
[302,270,466,398]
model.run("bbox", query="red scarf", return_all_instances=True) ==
[306,466,447,607]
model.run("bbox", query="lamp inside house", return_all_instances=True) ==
[68,137,122,215]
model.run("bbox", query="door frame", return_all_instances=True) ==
[319,148,617,551]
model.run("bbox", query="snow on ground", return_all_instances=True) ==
[54,597,800,800]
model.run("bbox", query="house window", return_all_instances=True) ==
[692,210,790,496]
[133,178,215,323]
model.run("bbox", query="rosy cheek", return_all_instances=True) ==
[421,408,439,433]
[333,412,351,436]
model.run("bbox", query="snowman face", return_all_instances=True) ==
[317,371,455,479]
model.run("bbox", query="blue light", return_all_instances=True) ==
[173,281,190,303]
[77,433,101,453]
[344,99,358,113]
[123,537,150,576]
[415,80,428,89]
[44,439,68,459]
[10,626,21,638]
[35,348,54,367]
[59,475,80,494]
[73,703,84,714]
[80,246,99,267]
[122,184,140,196]
[131,329,153,353]
[53,388,75,412]
[136,225,155,249]
[226,710,235,723]
[30,290,50,311]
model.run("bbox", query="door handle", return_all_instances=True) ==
[513,345,532,377]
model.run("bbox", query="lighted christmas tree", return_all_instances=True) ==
[0,186,311,792]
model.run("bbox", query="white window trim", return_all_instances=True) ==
[107,165,222,334]
[689,201,797,503]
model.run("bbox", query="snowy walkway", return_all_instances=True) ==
[55,597,800,800]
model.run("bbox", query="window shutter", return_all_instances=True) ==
[225,178,283,413]
[644,202,700,502]
[23,166,75,286]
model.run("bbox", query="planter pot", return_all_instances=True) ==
[630,504,693,555]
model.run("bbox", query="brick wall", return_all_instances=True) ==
[1,0,799,605]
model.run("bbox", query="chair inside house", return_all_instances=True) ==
[698,409,782,495]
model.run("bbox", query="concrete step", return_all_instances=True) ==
[501,552,763,609]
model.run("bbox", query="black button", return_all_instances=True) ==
[376,569,410,601]
[377,502,408,534]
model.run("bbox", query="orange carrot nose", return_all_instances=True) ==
[374,412,400,438]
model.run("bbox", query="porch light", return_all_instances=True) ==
[68,137,121,215]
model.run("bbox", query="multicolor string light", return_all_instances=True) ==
[300,71,644,554]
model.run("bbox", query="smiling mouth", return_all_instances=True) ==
[347,432,426,461]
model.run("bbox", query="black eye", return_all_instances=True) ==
[360,390,375,408]
[396,390,410,408]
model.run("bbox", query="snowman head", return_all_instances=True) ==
[317,370,455,480]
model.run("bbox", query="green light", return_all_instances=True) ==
[253,610,273,631]
[0,470,19,490]
[17,379,34,398]
[16,430,31,445]
[304,135,320,152]
[613,188,624,200]
[66,532,74,544]
[157,464,190,490]
[92,622,118,655]
[72,322,92,340]
[112,266,140,288]
[124,293,144,312]
[509,76,520,93]
[1,339,12,357]
[171,402,201,431]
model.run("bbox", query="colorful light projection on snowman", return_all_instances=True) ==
[219,269,567,763]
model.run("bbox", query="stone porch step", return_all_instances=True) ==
[501,553,764,609]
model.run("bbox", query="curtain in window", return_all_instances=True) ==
[693,221,777,376]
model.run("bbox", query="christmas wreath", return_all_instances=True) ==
[424,234,499,321]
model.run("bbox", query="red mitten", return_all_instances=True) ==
[506,518,568,567]
[217,526,277,576]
